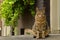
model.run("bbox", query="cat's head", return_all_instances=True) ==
[36,7,45,15]
[36,7,45,16]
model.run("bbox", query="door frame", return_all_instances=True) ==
[50,0,59,33]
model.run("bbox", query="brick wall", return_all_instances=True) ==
[0,0,2,29]
[0,0,2,28]
[0,0,2,2]
[0,0,2,36]
[0,19,2,29]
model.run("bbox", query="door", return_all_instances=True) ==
[44,0,50,27]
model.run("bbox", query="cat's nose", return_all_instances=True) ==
[38,15,41,17]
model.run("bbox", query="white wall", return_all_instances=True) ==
[1,19,12,36]
[58,0,60,30]
[50,0,59,33]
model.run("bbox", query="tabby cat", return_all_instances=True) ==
[32,7,49,38]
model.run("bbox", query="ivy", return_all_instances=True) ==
[0,0,35,27]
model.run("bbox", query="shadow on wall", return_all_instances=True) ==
[22,12,35,29]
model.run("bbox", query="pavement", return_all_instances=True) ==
[0,35,60,40]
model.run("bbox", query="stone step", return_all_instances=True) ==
[0,35,60,40]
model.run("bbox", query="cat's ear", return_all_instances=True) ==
[36,7,39,11]
[42,7,45,13]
